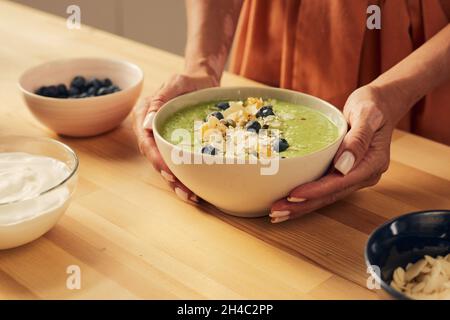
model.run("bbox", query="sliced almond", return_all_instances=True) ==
[207,115,219,129]
[443,281,450,289]
[440,260,450,277]
[421,266,432,274]
[424,255,436,266]
[422,261,441,294]
[405,259,427,282]
[223,101,243,117]
[393,267,406,286]
[245,97,263,108]
[200,123,209,140]
[225,111,239,122]
[411,281,426,293]
[245,104,259,116]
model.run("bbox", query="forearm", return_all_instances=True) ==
[370,24,450,124]
[184,0,243,82]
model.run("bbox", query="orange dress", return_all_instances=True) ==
[230,0,450,145]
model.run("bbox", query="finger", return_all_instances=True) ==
[270,184,358,223]
[132,98,149,134]
[140,131,200,204]
[334,102,383,175]
[168,179,200,205]
[287,164,374,202]
[334,119,374,176]
[133,98,149,125]
[140,130,172,175]
[132,99,151,153]
[270,175,378,223]
[134,84,194,195]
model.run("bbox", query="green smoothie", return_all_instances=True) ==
[161,98,339,158]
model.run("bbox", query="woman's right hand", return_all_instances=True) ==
[132,73,219,204]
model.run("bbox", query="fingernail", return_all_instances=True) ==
[287,197,306,203]
[174,187,189,202]
[334,151,355,175]
[269,210,290,218]
[161,170,175,183]
[190,194,199,203]
[271,216,290,224]
[143,111,156,130]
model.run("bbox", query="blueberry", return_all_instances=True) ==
[68,86,80,97]
[245,120,261,133]
[71,76,86,89]
[104,87,114,94]
[256,105,275,118]
[87,86,96,96]
[113,86,121,93]
[96,87,109,96]
[86,78,103,90]
[273,138,289,152]
[37,87,49,96]
[105,85,120,94]
[43,85,58,97]
[78,92,88,98]
[103,78,112,87]
[216,102,230,110]
[34,86,46,96]
[208,111,224,120]
[56,84,68,98]
[201,145,217,155]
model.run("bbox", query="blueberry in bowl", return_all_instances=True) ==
[19,57,143,137]
[35,76,121,99]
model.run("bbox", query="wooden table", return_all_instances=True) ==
[1,1,450,300]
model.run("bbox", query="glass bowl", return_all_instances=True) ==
[0,136,78,249]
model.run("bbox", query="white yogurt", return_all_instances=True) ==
[0,152,72,249]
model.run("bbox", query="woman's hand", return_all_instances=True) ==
[270,85,395,223]
[132,73,218,204]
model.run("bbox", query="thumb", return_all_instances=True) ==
[334,104,383,175]
[334,122,374,175]
[142,76,187,131]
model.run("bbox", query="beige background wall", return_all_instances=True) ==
[12,0,187,56]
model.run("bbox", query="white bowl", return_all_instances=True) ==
[0,136,78,249]
[19,57,143,137]
[153,87,347,217]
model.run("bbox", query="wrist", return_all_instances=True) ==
[184,56,223,85]
[365,82,411,127]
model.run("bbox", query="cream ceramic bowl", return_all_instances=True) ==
[19,57,143,137]
[153,87,347,217]
[0,136,78,249]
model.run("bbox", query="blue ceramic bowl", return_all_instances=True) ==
[365,210,450,299]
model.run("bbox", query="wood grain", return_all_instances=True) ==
[0,0,448,299]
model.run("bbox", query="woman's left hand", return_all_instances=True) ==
[270,85,395,223]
